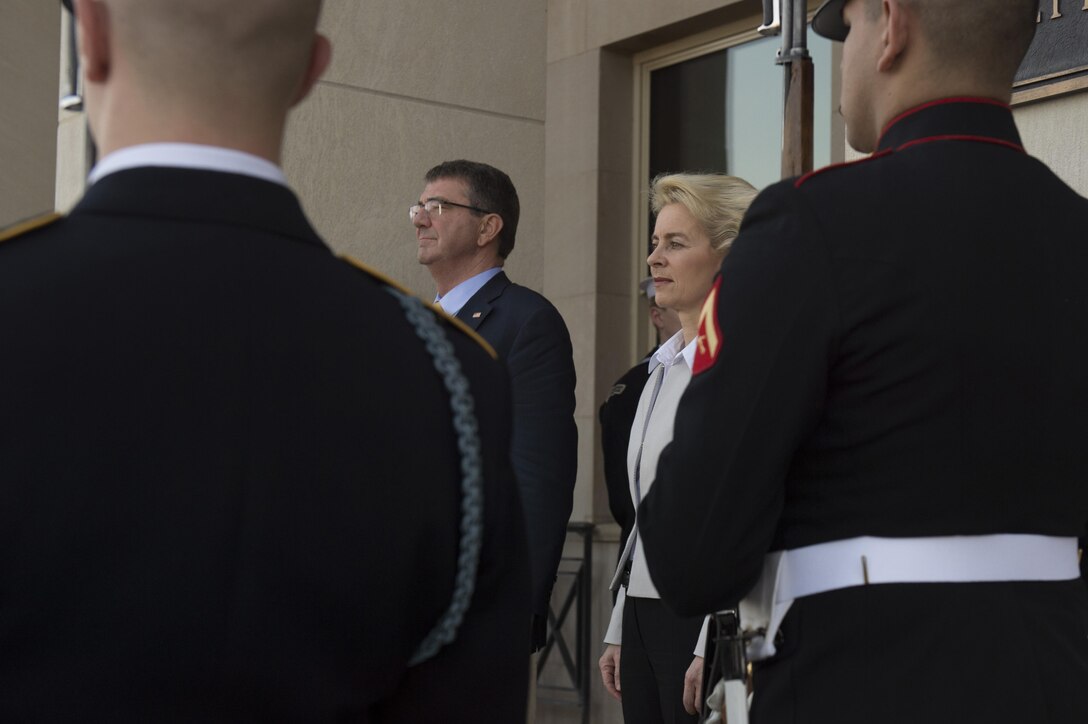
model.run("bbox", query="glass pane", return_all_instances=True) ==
[724,35,783,191]
[650,52,728,179]
[724,33,834,189]
[649,28,835,198]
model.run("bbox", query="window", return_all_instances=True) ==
[646,32,835,194]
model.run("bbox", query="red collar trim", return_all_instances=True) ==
[878,96,1009,144]
[795,148,893,188]
[895,134,1025,154]
[797,131,1023,188]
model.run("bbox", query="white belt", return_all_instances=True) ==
[740,534,1080,661]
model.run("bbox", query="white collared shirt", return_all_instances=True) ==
[647,329,697,377]
[88,143,287,187]
[604,330,702,648]
[434,267,503,316]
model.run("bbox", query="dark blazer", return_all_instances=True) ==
[456,271,577,629]
[0,167,530,722]
[640,99,1088,723]
[598,352,654,560]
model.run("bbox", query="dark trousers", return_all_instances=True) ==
[620,594,704,724]
[749,580,1088,723]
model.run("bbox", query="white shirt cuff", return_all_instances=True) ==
[603,586,626,645]
[693,615,709,656]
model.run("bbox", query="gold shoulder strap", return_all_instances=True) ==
[0,212,62,245]
[339,255,497,360]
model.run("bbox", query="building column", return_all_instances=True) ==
[541,38,637,724]
[1,0,62,226]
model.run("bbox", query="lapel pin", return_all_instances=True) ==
[472,312,482,318]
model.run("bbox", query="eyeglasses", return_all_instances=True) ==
[409,199,493,222]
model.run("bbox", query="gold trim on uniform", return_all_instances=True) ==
[0,212,62,245]
[340,254,498,360]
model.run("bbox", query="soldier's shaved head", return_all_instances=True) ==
[836,0,1036,152]
[73,0,330,160]
[869,0,1037,83]
[106,0,323,112]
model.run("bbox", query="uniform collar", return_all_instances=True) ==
[72,166,324,251]
[876,97,1024,154]
[89,143,288,187]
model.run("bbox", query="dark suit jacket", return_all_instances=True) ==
[0,167,530,722]
[456,271,577,622]
[641,99,1088,722]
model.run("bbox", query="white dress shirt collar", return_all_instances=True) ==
[648,330,697,373]
[88,143,288,187]
[435,267,504,316]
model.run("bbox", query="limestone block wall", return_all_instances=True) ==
[1015,91,1088,197]
[1,1,61,227]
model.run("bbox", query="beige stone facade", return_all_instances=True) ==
[7,1,1088,722]
[1,1,61,228]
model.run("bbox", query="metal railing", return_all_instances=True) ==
[536,522,593,724]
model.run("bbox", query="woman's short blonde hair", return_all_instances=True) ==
[650,173,758,255]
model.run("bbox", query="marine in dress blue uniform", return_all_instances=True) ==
[640,1,1088,722]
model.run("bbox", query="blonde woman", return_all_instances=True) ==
[598,173,757,723]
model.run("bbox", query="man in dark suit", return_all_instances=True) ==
[0,1,529,720]
[414,160,578,652]
[640,1,1088,722]
[598,278,681,571]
